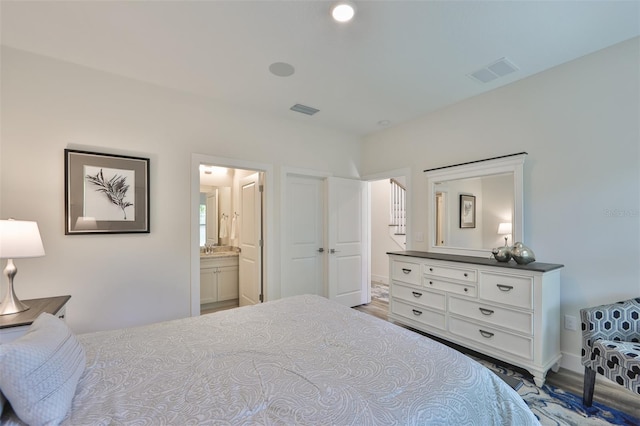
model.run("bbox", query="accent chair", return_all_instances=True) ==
[580,297,640,407]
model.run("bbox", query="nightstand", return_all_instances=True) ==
[0,295,71,344]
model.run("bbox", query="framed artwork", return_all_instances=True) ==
[65,149,150,234]
[459,194,476,228]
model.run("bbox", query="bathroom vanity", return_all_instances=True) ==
[200,250,239,308]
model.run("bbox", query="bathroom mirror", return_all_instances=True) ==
[199,186,232,246]
[425,153,526,257]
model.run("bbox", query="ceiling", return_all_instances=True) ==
[2,1,639,136]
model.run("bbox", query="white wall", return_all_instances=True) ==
[361,38,640,372]
[0,46,362,334]
[481,174,514,248]
[444,178,483,248]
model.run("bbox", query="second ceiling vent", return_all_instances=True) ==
[290,104,320,116]
[468,58,519,84]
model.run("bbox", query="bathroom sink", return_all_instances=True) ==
[200,246,239,258]
[200,252,238,258]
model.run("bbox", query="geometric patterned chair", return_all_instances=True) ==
[580,297,640,407]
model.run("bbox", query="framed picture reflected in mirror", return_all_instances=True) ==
[459,194,476,229]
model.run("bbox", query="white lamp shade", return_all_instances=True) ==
[497,222,513,235]
[0,220,45,259]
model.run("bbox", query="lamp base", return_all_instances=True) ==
[0,259,30,316]
[0,295,29,316]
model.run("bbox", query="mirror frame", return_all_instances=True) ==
[425,152,527,257]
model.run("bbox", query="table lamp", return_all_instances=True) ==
[497,222,513,247]
[0,219,46,315]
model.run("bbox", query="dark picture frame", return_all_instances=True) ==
[65,149,150,234]
[459,194,476,229]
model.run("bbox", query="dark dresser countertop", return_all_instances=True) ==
[0,295,71,329]
[387,251,564,273]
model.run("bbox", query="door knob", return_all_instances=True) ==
[330,249,340,254]
[317,248,324,253]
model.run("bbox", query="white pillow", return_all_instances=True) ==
[0,313,85,426]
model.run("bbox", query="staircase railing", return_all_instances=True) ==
[389,178,406,237]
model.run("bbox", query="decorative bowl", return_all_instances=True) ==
[510,242,536,265]
[492,246,512,262]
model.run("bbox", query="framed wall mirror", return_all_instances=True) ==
[425,153,526,257]
[199,186,232,247]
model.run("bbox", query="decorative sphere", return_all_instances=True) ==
[510,242,536,265]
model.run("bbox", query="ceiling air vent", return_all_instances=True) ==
[468,58,519,84]
[290,104,320,116]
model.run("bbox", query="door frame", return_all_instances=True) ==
[362,167,412,265]
[190,154,273,316]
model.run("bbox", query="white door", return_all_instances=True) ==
[327,177,369,307]
[238,172,262,306]
[282,175,325,298]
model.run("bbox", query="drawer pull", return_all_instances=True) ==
[412,309,423,316]
[402,268,412,274]
[429,267,434,272]
[411,291,423,298]
[428,281,433,285]
[463,273,468,277]
[479,307,494,316]
[496,284,514,292]
[463,288,468,292]
[479,329,494,339]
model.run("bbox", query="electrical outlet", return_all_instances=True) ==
[564,315,578,331]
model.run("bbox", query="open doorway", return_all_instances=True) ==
[190,154,273,317]
[365,169,411,306]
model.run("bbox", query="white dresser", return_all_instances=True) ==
[388,251,563,386]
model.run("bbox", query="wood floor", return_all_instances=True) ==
[354,297,640,419]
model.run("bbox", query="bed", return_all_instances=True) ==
[0,294,539,425]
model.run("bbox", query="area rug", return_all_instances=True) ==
[371,282,389,302]
[478,359,640,426]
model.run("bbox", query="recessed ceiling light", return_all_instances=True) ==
[269,62,295,77]
[331,2,356,23]
[200,165,228,176]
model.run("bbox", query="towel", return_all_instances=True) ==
[230,216,237,240]
[219,216,228,238]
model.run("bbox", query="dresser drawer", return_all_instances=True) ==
[480,272,533,309]
[449,296,533,335]
[424,278,477,298]
[392,299,446,330]
[424,262,477,282]
[449,317,533,360]
[392,284,445,311]
[391,260,422,285]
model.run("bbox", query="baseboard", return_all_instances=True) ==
[560,350,622,388]
[560,351,583,375]
[371,274,388,285]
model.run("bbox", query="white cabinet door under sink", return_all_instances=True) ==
[217,265,239,301]
[200,267,218,304]
[200,256,239,304]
